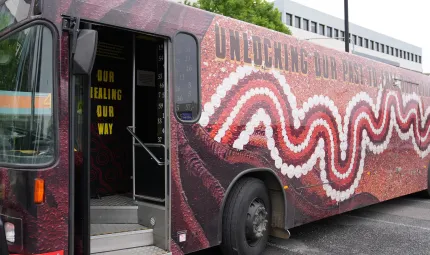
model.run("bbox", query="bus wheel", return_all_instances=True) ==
[221,177,271,255]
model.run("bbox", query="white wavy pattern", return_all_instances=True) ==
[199,65,430,202]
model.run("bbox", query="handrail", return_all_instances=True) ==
[0,216,9,255]
[134,194,165,203]
[144,143,166,149]
[126,126,165,166]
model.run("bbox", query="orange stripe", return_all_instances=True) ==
[0,95,51,109]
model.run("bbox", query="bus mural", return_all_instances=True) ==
[0,0,429,255]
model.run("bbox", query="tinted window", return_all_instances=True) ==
[303,19,309,31]
[311,22,317,33]
[174,33,200,122]
[294,16,301,28]
[0,25,55,166]
[286,13,292,26]
[319,24,325,35]
[0,0,30,32]
[327,26,332,37]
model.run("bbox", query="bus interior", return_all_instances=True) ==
[73,23,169,254]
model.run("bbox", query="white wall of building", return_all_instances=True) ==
[275,0,423,73]
[289,27,423,72]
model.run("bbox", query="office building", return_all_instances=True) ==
[274,0,423,72]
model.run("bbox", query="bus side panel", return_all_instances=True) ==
[43,0,430,254]
[170,14,430,255]
[0,27,71,255]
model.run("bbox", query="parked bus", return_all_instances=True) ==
[0,0,429,254]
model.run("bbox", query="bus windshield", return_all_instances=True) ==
[0,24,55,166]
[0,0,30,32]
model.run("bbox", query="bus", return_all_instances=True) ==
[0,0,429,254]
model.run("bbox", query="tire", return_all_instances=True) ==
[221,177,271,255]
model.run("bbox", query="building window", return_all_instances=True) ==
[303,19,309,31]
[370,40,374,50]
[375,42,379,51]
[319,24,325,35]
[419,56,422,63]
[327,26,332,37]
[352,34,357,45]
[396,49,399,57]
[358,36,363,47]
[407,52,410,60]
[311,21,317,33]
[390,47,394,56]
[294,16,301,28]
[334,29,339,39]
[386,45,389,54]
[364,39,368,48]
[381,44,385,53]
[340,31,345,41]
[400,50,403,58]
[286,13,292,26]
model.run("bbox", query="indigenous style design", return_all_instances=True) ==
[0,1,429,255]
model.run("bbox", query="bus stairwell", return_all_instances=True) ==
[73,24,170,254]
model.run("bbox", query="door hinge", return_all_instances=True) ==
[62,17,81,55]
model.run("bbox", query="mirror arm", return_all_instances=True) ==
[62,17,81,55]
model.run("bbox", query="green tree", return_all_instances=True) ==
[183,0,291,35]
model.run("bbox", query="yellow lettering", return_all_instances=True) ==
[97,70,103,82]
[103,70,109,82]
[117,89,122,100]
[112,90,116,100]
[90,87,122,101]
[109,106,114,117]
[98,123,104,135]
[97,123,113,135]
[97,105,102,117]
[109,71,115,83]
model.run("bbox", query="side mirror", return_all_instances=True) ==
[73,29,98,75]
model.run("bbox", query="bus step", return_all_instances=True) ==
[90,224,153,253]
[91,246,171,255]
[91,195,138,224]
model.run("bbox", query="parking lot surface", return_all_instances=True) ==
[193,192,430,255]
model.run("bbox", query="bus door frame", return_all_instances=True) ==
[65,17,97,255]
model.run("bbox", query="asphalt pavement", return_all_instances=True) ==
[192,192,430,255]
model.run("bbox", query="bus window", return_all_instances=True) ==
[174,32,200,122]
[0,25,55,166]
[0,0,30,32]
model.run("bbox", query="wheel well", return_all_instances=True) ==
[217,168,287,243]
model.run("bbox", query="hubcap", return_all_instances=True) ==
[245,198,268,246]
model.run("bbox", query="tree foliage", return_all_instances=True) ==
[183,0,291,35]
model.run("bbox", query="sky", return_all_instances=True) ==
[269,0,430,73]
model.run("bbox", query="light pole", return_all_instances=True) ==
[344,0,350,52]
